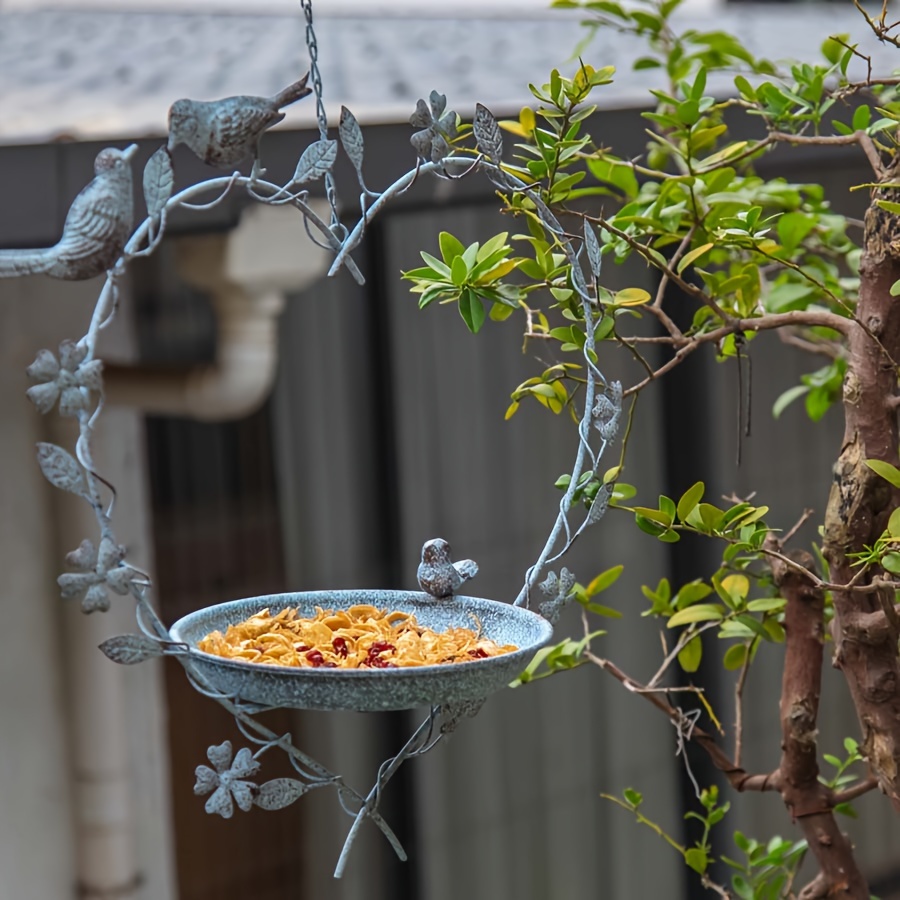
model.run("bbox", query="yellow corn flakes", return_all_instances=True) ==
[198,604,517,669]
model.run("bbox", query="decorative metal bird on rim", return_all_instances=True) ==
[167,74,312,171]
[0,145,137,281]
[417,538,478,601]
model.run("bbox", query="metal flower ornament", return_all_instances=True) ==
[6,0,619,878]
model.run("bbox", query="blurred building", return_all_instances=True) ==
[0,2,898,899]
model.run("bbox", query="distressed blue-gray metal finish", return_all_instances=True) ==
[0,145,136,280]
[170,590,552,711]
[13,0,625,880]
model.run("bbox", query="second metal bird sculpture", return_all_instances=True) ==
[417,538,479,601]
[167,74,312,169]
[0,144,137,281]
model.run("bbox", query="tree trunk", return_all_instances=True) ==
[823,182,900,808]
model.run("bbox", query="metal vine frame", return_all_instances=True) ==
[10,0,622,877]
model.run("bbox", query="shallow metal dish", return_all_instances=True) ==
[169,590,553,712]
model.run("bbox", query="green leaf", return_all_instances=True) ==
[439,231,466,263]
[636,514,667,537]
[865,459,900,489]
[614,287,652,306]
[450,255,469,287]
[776,212,815,252]
[733,74,756,101]
[623,787,643,808]
[718,573,750,607]
[883,551,900,575]
[678,635,703,673]
[478,231,509,260]
[746,597,786,613]
[676,98,700,127]
[891,279,900,297]
[876,199,900,215]
[420,251,452,278]
[888,507,900,537]
[634,506,673,527]
[723,643,748,671]
[773,384,810,419]
[821,34,850,65]
[458,289,486,333]
[586,156,639,199]
[490,302,516,322]
[852,104,871,132]
[686,503,724,534]
[675,581,713,609]
[685,847,708,874]
[659,495,676,520]
[667,604,724,628]
[677,481,705,522]
[586,565,624,595]
[676,243,714,275]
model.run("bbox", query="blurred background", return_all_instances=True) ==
[0,1,899,898]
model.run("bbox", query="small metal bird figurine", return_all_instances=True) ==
[167,74,312,170]
[417,538,478,601]
[0,145,136,281]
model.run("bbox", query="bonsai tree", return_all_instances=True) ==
[402,1,900,895]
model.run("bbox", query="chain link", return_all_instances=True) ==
[300,0,342,232]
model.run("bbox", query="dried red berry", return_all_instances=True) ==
[369,641,395,655]
[468,648,489,659]
[332,637,349,658]
[305,649,325,667]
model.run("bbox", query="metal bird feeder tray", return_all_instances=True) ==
[170,589,553,712]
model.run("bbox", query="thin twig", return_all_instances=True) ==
[832,776,880,804]
[782,508,815,546]
[733,640,754,769]
[647,620,720,689]
[778,328,844,361]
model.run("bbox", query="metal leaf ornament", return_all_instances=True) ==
[409,91,457,163]
[194,742,261,818]
[99,634,166,665]
[143,146,175,220]
[253,778,308,811]
[539,567,576,624]
[583,221,603,279]
[36,443,87,496]
[26,341,103,417]
[339,106,366,188]
[292,138,339,185]
[592,381,623,442]
[473,103,503,162]
[57,536,134,613]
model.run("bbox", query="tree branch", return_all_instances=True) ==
[832,776,880,804]
[623,310,851,396]
[768,541,870,898]
[778,327,843,360]
[583,651,778,794]
[770,130,884,179]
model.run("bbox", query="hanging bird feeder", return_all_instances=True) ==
[14,0,619,880]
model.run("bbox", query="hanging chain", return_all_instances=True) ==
[300,0,342,233]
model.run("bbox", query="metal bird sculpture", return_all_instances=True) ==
[417,538,478,601]
[167,74,312,169]
[0,145,136,281]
